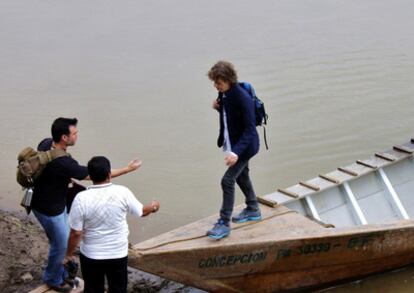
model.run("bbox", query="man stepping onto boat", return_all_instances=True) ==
[207,61,262,240]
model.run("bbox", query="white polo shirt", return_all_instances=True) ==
[68,183,143,259]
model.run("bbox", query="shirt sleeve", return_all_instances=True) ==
[124,188,143,217]
[68,195,84,231]
[56,157,88,180]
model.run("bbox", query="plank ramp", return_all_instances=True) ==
[132,205,330,254]
[29,278,84,293]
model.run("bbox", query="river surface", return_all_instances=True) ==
[1,0,414,291]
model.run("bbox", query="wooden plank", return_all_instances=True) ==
[393,145,413,154]
[386,149,412,161]
[327,170,353,183]
[277,188,299,198]
[299,181,320,191]
[29,285,50,293]
[29,278,84,293]
[257,196,277,208]
[375,152,396,162]
[263,192,295,205]
[337,167,358,177]
[307,177,335,190]
[356,160,377,169]
[350,162,373,176]
[367,156,392,168]
[319,174,340,184]
[287,184,314,197]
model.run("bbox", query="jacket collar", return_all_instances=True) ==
[223,83,239,96]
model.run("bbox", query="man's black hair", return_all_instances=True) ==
[88,156,111,183]
[51,117,78,143]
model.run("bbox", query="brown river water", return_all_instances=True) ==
[1,0,414,291]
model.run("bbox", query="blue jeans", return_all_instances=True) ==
[220,158,259,223]
[33,208,69,286]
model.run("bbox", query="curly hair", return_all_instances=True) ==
[207,61,238,85]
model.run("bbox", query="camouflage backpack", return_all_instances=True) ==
[16,147,68,188]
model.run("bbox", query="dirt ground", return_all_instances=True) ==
[0,210,201,293]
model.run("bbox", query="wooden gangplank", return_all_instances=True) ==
[28,278,84,293]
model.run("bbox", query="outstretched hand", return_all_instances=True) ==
[127,158,143,172]
[151,200,160,212]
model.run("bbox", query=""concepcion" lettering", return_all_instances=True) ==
[198,251,267,268]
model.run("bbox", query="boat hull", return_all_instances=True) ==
[129,223,414,292]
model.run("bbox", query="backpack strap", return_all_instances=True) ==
[239,82,256,97]
[240,81,269,150]
[48,149,69,162]
[39,149,69,164]
[262,126,269,150]
[49,148,68,160]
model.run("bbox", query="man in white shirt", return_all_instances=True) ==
[65,156,160,293]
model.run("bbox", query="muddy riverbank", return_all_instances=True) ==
[0,209,201,293]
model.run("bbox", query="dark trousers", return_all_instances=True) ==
[80,253,128,293]
[220,157,259,223]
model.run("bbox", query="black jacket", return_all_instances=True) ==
[217,83,259,160]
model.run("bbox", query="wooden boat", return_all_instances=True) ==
[128,139,414,292]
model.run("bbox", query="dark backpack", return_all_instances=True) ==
[239,82,269,149]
